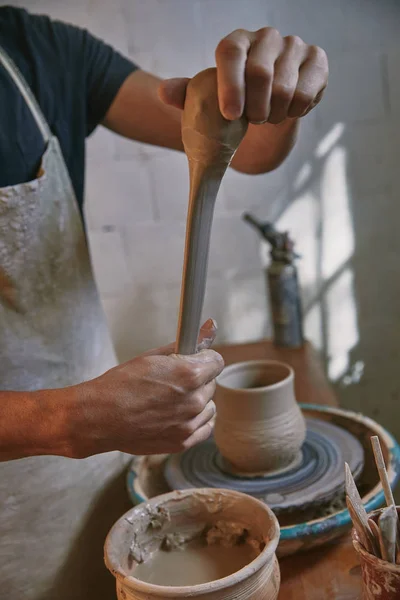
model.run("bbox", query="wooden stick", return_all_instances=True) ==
[347,497,375,554]
[345,463,379,555]
[379,506,397,563]
[371,435,395,507]
[368,518,382,559]
[345,462,372,531]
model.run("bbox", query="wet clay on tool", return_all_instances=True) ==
[105,489,280,599]
[176,68,248,355]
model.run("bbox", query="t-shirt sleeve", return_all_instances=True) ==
[80,30,138,134]
[36,13,138,135]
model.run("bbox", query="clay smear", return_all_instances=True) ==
[134,535,259,586]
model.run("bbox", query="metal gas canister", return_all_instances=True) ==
[243,213,304,348]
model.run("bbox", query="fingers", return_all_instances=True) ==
[179,349,224,389]
[215,29,253,120]
[267,35,308,124]
[143,318,217,357]
[158,77,190,110]
[159,30,328,126]
[244,28,283,123]
[181,421,214,450]
[214,27,328,123]
[197,318,217,351]
[184,379,216,416]
[288,46,328,118]
[188,399,216,431]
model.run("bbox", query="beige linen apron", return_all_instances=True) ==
[0,46,131,599]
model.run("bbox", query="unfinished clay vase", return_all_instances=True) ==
[104,488,280,600]
[214,360,306,474]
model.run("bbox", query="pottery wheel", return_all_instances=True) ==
[164,417,364,513]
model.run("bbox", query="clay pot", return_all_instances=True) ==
[352,507,400,599]
[214,360,306,474]
[104,488,280,600]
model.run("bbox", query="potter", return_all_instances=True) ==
[214,360,306,474]
[0,6,328,598]
[105,488,281,600]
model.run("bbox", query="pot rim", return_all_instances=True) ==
[216,359,294,394]
[352,538,400,574]
[105,488,280,597]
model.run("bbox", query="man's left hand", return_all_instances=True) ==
[159,27,328,125]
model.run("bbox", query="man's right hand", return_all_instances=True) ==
[68,319,224,458]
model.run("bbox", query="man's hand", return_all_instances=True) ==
[159,27,328,125]
[70,319,224,457]
[104,27,328,174]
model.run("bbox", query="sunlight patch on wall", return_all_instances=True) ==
[304,302,323,351]
[275,192,319,295]
[321,146,354,281]
[326,267,359,381]
[293,161,312,191]
[315,122,345,159]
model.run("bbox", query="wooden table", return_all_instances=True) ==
[215,340,362,600]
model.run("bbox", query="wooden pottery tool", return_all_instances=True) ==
[368,518,382,559]
[378,505,397,564]
[175,68,248,355]
[346,496,375,554]
[345,462,379,555]
[371,436,396,507]
[371,435,400,555]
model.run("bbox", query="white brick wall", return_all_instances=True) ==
[9,0,400,440]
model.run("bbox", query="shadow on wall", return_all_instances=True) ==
[258,114,400,451]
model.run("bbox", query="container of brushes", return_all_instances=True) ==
[352,507,400,599]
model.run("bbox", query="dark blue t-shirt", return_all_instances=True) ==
[0,6,137,211]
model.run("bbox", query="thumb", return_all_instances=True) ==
[143,318,218,357]
[196,318,218,351]
[158,77,190,110]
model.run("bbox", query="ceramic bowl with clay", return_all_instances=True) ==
[105,488,280,600]
[126,405,400,558]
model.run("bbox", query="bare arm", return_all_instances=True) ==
[0,388,74,461]
[103,70,184,153]
[1,321,223,462]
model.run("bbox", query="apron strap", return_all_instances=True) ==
[0,45,52,143]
